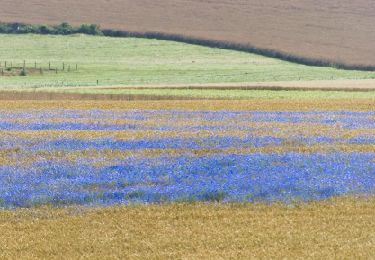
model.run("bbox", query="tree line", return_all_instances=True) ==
[0,22,102,35]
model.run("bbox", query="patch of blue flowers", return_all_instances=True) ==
[0,153,374,208]
[0,109,374,131]
[1,109,374,208]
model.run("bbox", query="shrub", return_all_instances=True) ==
[77,24,103,35]
[54,22,74,35]
[39,25,56,34]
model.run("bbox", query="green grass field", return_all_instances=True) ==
[1,34,375,89]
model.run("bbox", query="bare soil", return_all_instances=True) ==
[1,0,374,66]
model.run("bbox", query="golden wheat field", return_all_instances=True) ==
[1,98,375,111]
[0,197,374,259]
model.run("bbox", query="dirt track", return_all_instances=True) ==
[1,0,375,67]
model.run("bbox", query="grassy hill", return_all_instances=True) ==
[1,34,374,91]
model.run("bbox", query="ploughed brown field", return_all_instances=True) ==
[1,0,375,67]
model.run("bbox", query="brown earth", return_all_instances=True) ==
[1,0,375,67]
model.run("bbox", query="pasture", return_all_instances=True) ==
[0,34,374,90]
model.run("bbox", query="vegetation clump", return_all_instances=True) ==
[0,22,103,36]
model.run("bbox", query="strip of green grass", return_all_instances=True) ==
[0,34,374,88]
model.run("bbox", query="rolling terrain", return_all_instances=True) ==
[1,3,375,258]
[1,34,374,93]
[1,0,375,67]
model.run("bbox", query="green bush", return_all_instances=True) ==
[39,25,56,34]
[54,22,74,35]
[0,22,104,36]
[77,24,103,35]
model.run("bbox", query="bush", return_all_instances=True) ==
[0,22,104,36]
[54,22,74,35]
[39,25,56,34]
[77,24,103,36]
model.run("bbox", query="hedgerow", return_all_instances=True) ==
[0,22,103,36]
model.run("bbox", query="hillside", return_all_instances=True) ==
[0,34,374,90]
[1,0,375,67]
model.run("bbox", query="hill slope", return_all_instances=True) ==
[1,34,374,89]
[1,0,375,67]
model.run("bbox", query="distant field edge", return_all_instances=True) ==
[2,97,375,112]
[0,91,207,101]
[1,21,375,72]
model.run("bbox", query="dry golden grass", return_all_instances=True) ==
[1,99,375,111]
[0,197,374,259]
[63,79,375,91]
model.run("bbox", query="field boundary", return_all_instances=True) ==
[0,90,209,101]
[1,21,375,72]
[85,85,375,92]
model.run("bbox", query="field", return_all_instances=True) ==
[1,198,375,259]
[1,101,375,207]
[1,34,374,90]
[1,32,375,258]
[1,0,375,67]
[0,99,374,258]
